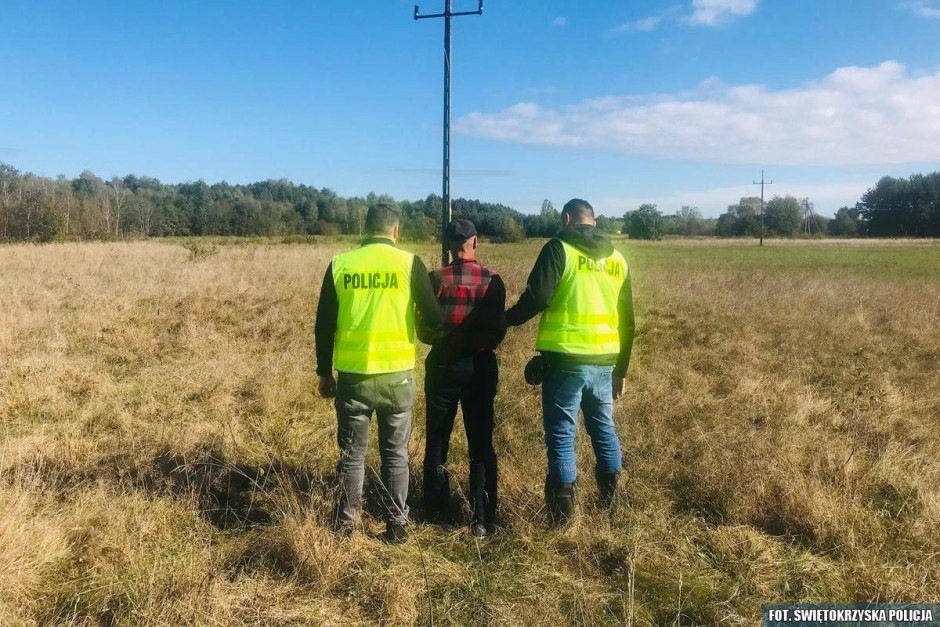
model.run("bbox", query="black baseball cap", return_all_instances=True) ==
[446,218,477,241]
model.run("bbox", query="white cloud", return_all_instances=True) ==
[454,61,940,166]
[685,0,758,26]
[902,1,940,18]
[611,1,753,35]
[611,16,662,33]
[553,16,567,27]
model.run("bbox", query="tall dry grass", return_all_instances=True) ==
[0,238,938,625]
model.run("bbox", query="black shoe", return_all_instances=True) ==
[596,470,620,509]
[470,523,489,539]
[333,521,356,538]
[382,521,408,545]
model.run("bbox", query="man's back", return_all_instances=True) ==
[421,219,505,535]
[503,198,634,523]
[332,243,417,374]
[425,259,507,361]
[314,203,444,544]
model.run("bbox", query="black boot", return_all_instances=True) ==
[382,520,408,544]
[595,470,619,509]
[484,456,498,531]
[469,461,487,528]
[469,458,498,536]
[423,464,451,522]
[544,477,576,526]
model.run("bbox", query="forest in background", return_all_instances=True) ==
[1,162,938,242]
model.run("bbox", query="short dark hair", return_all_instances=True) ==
[365,204,400,235]
[562,198,595,224]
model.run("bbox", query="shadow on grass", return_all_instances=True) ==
[8,443,331,531]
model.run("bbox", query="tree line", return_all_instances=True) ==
[1,163,937,242]
[624,172,940,240]
[0,163,597,243]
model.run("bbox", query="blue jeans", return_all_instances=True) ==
[541,364,622,483]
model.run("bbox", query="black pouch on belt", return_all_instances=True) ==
[524,355,547,385]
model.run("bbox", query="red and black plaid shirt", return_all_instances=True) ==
[427,258,507,359]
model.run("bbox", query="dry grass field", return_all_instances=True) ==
[1,237,938,626]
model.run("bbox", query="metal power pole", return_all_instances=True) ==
[415,0,483,266]
[753,170,773,246]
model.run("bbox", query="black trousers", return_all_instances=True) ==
[423,349,498,527]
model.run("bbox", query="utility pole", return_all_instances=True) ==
[801,197,823,236]
[415,0,483,266]
[753,170,773,246]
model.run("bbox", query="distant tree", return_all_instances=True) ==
[401,214,437,242]
[452,197,524,239]
[176,180,212,236]
[108,177,130,236]
[0,164,19,237]
[0,163,20,199]
[490,215,525,243]
[71,170,105,198]
[313,219,341,236]
[522,212,559,237]
[69,171,114,237]
[365,191,399,209]
[9,189,60,242]
[660,205,707,237]
[829,206,860,237]
[859,173,940,237]
[54,175,75,238]
[230,196,266,236]
[678,206,707,236]
[421,193,443,220]
[660,213,683,237]
[132,189,159,237]
[322,193,349,227]
[346,200,368,236]
[594,215,622,234]
[137,176,163,191]
[764,195,803,236]
[624,203,663,240]
[716,197,761,237]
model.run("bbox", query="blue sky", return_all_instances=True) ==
[2,0,939,217]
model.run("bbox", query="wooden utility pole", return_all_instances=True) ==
[753,170,773,246]
[415,0,483,266]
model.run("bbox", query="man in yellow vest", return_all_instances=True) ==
[506,198,635,523]
[315,204,443,543]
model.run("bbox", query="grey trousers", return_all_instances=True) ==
[334,370,415,527]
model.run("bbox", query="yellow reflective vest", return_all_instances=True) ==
[536,240,626,356]
[331,243,416,374]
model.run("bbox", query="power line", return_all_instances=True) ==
[753,170,773,246]
[415,1,484,266]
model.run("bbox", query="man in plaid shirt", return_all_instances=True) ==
[418,218,507,537]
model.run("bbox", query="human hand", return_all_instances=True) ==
[612,376,626,401]
[318,375,336,398]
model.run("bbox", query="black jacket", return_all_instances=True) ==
[315,238,444,376]
[505,225,635,377]
[417,259,508,364]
